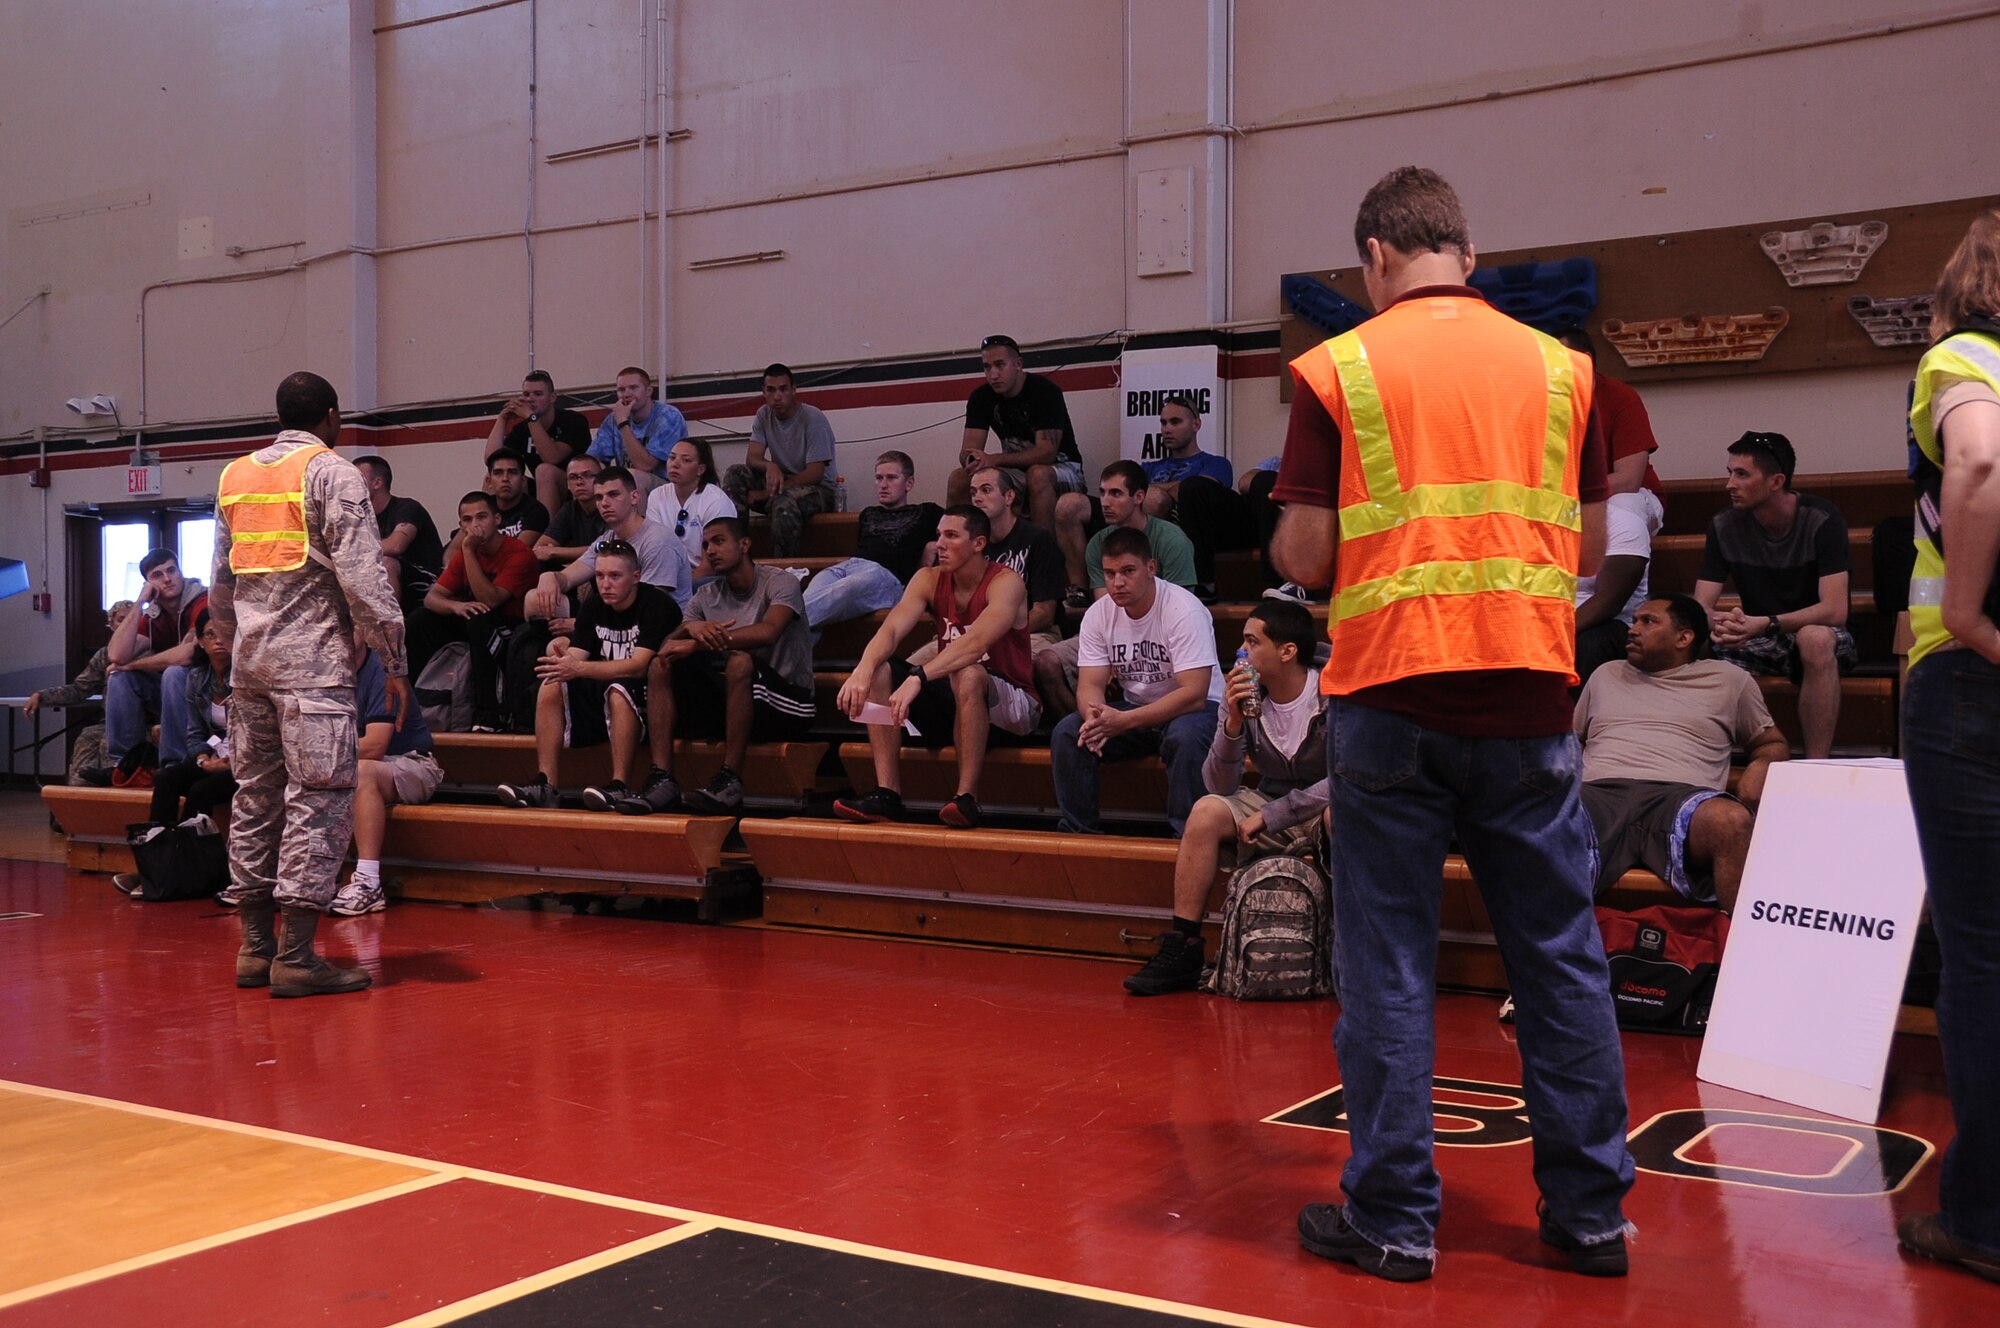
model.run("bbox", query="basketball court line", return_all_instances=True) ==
[0,1078,1308,1328]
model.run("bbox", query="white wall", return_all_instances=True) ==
[5,0,1997,729]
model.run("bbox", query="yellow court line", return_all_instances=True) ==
[383,1222,722,1328]
[0,1079,1307,1328]
[0,1173,455,1312]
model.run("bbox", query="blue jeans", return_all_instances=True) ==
[804,557,903,631]
[1051,700,1216,834]
[104,665,192,765]
[1326,698,1633,1255]
[1902,648,2000,1257]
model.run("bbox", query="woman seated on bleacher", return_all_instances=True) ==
[115,610,235,895]
[1123,598,1328,995]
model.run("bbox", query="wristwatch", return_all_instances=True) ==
[528,412,539,423]
[1764,615,1782,638]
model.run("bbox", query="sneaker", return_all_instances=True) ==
[79,765,115,787]
[497,776,559,809]
[612,768,682,816]
[329,876,387,917]
[111,872,144,897]
[1123,930,1204,995]
[681,767,744,815]
[1537,1200,1629,1277]
[580,779,629,812]
[1063,584,1090,612]
[1297,1204,1433,1282]
[938,794,983,829]
[1263,582,1310,604]
[832,788,905,823]
[1897,1211,2000,1283]
[469,716,502,734]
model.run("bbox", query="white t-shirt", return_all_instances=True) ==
[1255,682,1320,762]
[1575,490,1660,624]
[646,482,737,572]
[1076,580,1222,706]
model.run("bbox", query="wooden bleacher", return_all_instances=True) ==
[429,735,830,808]
[834,744,1166,824]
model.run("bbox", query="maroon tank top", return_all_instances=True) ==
[932,560,1034,692]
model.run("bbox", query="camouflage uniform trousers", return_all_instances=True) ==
[720,466,834,557]
[67,723,106,784]
[226,686,358,910]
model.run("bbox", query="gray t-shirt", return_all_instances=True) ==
[576,518,693,605]
[1575,659,1774,790]
[686,563,814,691]
[750,403,837,492]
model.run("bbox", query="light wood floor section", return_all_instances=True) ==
[0,1087,428,1296]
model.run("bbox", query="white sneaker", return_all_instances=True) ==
[329,877,387,917]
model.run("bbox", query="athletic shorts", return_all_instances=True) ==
[668,652,815,742]
[1712,626,1858,684]
[380,749,445,805]
[996,457,1086,498]
[887,656,1040,743]
[1208,786,1319,870]
[562,677,648,750]
[1580,777,1733,903]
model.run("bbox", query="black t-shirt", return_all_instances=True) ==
[376,495,444,602]
[494,494,551,541]
[541,499,607,554]
[505,407,592,468]
[571,583,680,667]
[854,502,944,582]
[964,373,1080,463]
[1698,492,1852,617]
[984,518,1064,608]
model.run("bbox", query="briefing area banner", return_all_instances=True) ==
[1118,346,1222,465]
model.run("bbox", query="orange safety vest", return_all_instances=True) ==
[217,443,328,574]
[1289,294,1593,694]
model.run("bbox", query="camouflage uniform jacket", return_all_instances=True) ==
[209,432,407,688]
[35,647,112,707]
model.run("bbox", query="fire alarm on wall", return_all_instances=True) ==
[28,467,51,488]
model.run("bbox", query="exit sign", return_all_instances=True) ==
[126,464,162,496]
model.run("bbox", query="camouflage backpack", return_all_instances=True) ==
[1202,846,1335,1001]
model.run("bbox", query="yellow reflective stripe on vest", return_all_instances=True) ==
[228,529,303,543]
[1327,334,1402,510]
[1334,556,1578,622]
[1331,328,1579,540]
[1339,480,1582,539]
[1535,335,1577,491]
[218,491,304,505]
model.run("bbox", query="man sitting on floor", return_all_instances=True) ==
[613,517,817,816]
[1124,597,1328,994]
[1575,594,1790,913]
[331,639,444,917]
[831,505,1039,829]
[803,449,942,634]
[1053,526,1221,836]
[1693,430,1855,758]
[497,541,680,812]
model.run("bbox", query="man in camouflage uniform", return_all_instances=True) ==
[24,600,133,784]
[210,371,410,998]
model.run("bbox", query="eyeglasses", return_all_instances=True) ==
[674,509,689,538]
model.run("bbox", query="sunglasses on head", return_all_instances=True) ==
[980,335,1019,353]
[674,509,689,538]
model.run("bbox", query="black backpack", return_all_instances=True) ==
[1202,847,1336,1001]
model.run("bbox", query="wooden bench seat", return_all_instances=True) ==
[834,743,1167,822]
[749,512,860,559]
[430,735,829,806]
[1660,469,1909,538]
[40,785,151,872]
[379,803,748,917]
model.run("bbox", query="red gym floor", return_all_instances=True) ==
[0,852,1986,1325]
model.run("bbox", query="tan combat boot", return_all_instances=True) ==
[269,906,372,998]
[237,905,278,988]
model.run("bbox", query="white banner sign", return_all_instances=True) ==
[1697,760,1928,1122]
[1119,345,1221,464]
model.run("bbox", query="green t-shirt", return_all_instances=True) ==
[1086,515,1197,589]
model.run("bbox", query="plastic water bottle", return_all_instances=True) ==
[1234,645,1262,718]
[834,474,848,512]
